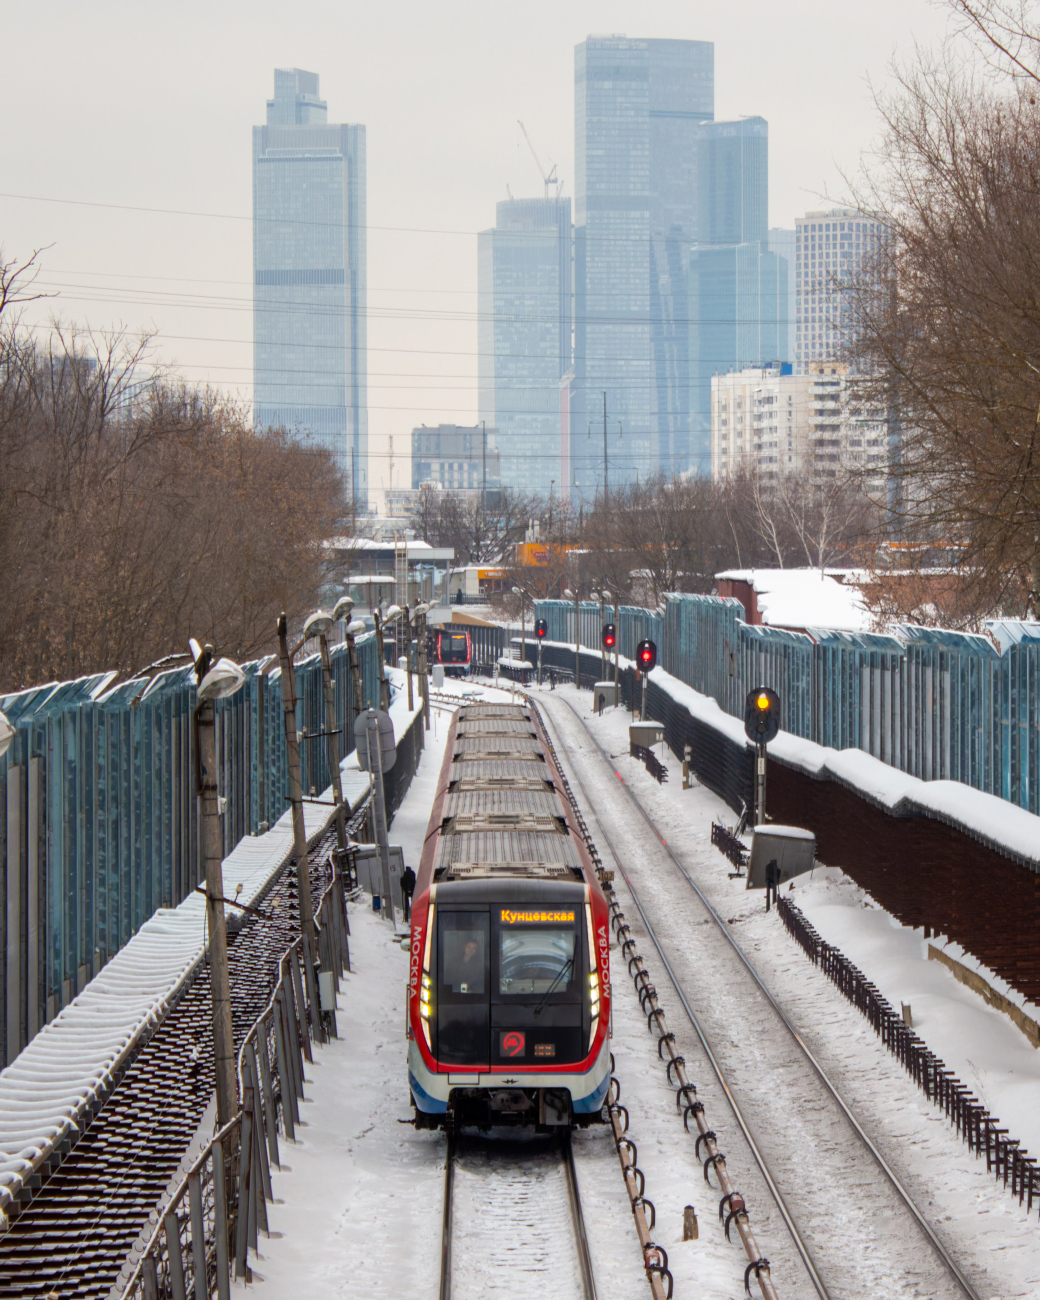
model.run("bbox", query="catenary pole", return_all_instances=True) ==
[277,614,323,1042]
[195,653,237,1132]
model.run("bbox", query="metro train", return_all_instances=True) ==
[407,702,612,1130]
[430,627,472,677]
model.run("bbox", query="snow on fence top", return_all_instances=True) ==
[0,660,429,1231]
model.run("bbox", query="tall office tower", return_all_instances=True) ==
[478,197,572,497]
[573,36,713,496]
[794,208,885,371]
[768,227,795,354]
[253,68,368,506]
[688,117,783,471]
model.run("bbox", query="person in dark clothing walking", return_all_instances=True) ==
[401,865,416,921]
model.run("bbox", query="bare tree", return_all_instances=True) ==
[0,323,344,690]
[847,5,1040,616]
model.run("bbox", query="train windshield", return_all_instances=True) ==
[441,633,469,662]
[499,927,576,996]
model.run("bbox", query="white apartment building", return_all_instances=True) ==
[712,362,888,488]
[794,208,886,371]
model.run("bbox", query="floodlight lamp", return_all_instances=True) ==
[384,604,403,623]
[512,586,522,595]
[197,657,247,704]
[0,710,14,759]
[346,619,367,637]
[602,590,612,603]
[333,596,354,622]
[303,610,335,640]
[412,602,431,617]
[563,588,575,600]
[590,590,600,602]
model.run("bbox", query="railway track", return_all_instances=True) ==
[439,1129,597,1300]
[0,819,354,1300]
[536,692,982,1300]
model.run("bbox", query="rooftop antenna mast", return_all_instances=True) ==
[517,120,559,199]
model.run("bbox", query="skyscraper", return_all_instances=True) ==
[253,68,368,505]
[794,208,885,370]
[687,117,785,470]
[573,36,713,496]
[478,197,572,497]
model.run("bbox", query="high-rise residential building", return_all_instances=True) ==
[411,424,500,493]
[794,208,885,372]
[573,36,713,495]
[711,361,888,489]
[253,68,368,505]
[478,197,571,497]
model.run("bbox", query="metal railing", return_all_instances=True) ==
[116,871,350,1299]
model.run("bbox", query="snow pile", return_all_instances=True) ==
[0,675,429,1225]
[717,567,872,632]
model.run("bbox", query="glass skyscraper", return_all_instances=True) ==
[253,68,368,505]
[573,36,713,496]
[688,116,785,469]
[477,197,572,498]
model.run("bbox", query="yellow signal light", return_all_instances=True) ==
[756,693,771,711]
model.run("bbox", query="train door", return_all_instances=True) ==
[436,910,490,1065]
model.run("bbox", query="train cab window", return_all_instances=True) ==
[443,634,469,663]
[442,926,487,995]
[499,928,576,996]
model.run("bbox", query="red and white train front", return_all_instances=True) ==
[406,703,611,1129]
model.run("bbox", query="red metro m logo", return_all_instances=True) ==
[500,1031,526,1058]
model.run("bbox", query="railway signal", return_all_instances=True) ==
[744,687,780,824]
[602,623,616,650]
[635,638,657,719]
[636,638,657,672]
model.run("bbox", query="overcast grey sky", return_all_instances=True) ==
[0,0,950,493]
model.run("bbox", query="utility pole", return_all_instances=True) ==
[316,625,351,973]
[603,391,608,508]
[277,614,323,1042]
[573,585,580,686]
[482,420,487,516]
[194,648,237,1132]
[373,610,391,713]
[403,605,415,712]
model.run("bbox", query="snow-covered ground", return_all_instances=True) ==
[533,683,1040,1300]
[247,682,783,1299]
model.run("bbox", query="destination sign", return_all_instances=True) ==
[499,908,576,925]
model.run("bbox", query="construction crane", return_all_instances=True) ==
[517,120,559,199]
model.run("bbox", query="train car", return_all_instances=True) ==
[431,627,472,677]
[407,702,611,1130]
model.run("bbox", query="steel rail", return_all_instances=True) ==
[550,695,983,1300]
[438,1131,598,1300]
[439,1131,455,1300]
[562,1131,600,1300]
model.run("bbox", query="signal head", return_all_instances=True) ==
[601,622,616,650]
[635,638,657,673]
[744,686,781,744]
[534,618,548,639]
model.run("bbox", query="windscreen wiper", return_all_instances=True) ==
[533,955,574,1016]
